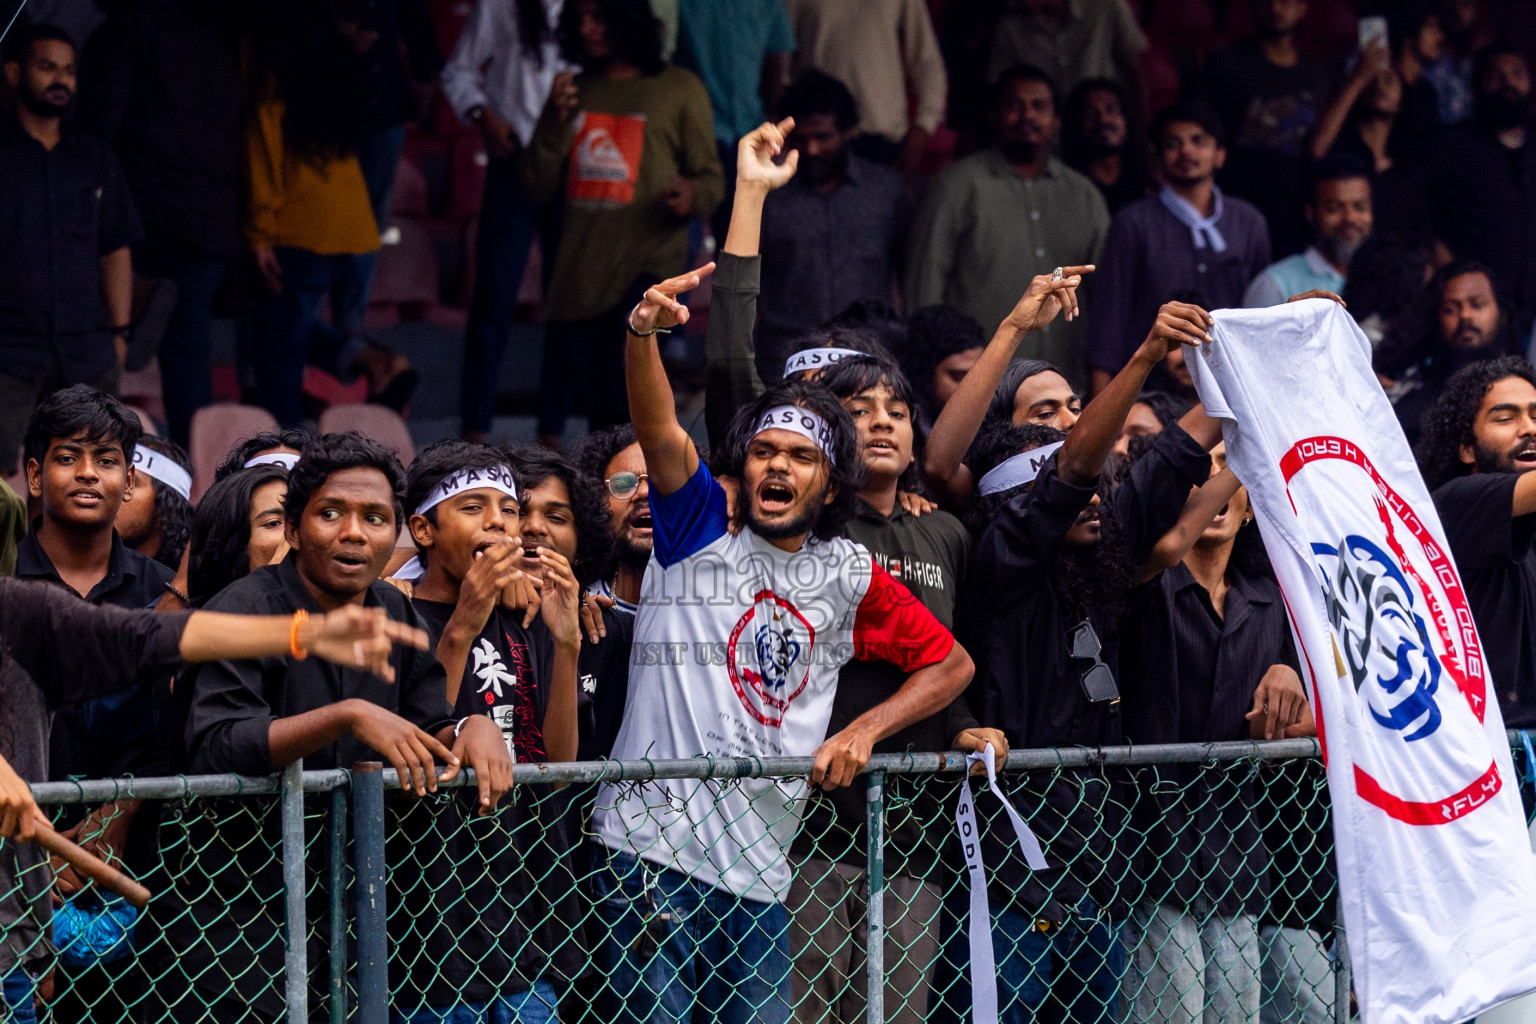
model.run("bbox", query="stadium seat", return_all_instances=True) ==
[370,216,440,311]
[189,404,279,500]
[124,405,160,437]
[318,404,416,465]
[391,155,430,218]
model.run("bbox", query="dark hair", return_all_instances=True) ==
[783,324,891,382]
[782,68,859,132]
[1387,0,1436,57]
[214,428,313,482]
[964,421,1131,618]
[902,304,987,416]
[993,63,1060,115]
[1307,152,1372,205]
[3,22,73,64]
[24,385,142,469]
[984,359,1068,431]
[557,0,666,76]
[1474,38,1527,94]
[1415,356,1536,489]
[1341,235,1435,327]
[508,445,616,588]
[575,423,640,487]
[818,354,928,493]
[1375,259,1514,380]
[188,465,289,605]
[136,436,193,570]
[404,438,517,540]
[1133,390,1192,429]
[517,0,555,63]
[1061,77,1140,166]
[249,0,369,162]
[1150,102,1226,147]
[283,432,407,527]
[716,380,865,542]
[826,300,907,356]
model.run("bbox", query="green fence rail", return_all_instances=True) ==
[4,737,1533,1023]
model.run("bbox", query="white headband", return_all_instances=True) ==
[245,452,299,470]
[751,405,837,465]
[414,464,519,517]
[132,447,191,501]
[784,347,862,377]
[977,441,1063,496]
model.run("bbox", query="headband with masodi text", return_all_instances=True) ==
[414,464,519,517]
[783,346,862,377]
[133,447,191,501]
[245,452,299,470]
[751,405,838,465]
[977,441,1064,496]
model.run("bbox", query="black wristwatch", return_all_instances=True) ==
[112,324,133,342]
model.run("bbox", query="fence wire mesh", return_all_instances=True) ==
[1,738,1532,1024]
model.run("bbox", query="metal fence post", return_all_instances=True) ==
[280,760,308,1024]
[329,787,350,1024]
[865,769,886,1024]
[352,762,388,1024]
[1334,896,1351,1024]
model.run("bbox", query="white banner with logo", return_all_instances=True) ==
[1185,299,1536,1024]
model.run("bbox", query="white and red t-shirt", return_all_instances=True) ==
[594,463,954,904]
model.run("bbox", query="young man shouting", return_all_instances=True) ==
[592,265,974,1024]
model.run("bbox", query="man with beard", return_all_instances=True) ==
[593,264,974,1024]
[577,423,652,618]
[1062,77,1151,214]
[1086,103,1271,393]
[907,64,1109,389]
[1429,42,1536,335]
[0,24,140,476]
[756,70,907,368]
[1418,355,1536,734]
[1244,157,1373,307]
[1375,261,1514,447]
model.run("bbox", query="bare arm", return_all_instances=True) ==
[809,642,974,789]
[1057,302,1212,486]
[536,550,582,765]
[1307,42,1389,160]
[922,268,1094,507]
[1137,467,1243,583]
[179,606,429,677]
[627,264,717,495]
[1512,473,1536,518]
[100,246,132,361]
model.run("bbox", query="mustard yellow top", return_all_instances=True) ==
[244,98,379,255]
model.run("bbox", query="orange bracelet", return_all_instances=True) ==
[290,609,310,660]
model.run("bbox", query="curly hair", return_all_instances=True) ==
[557,0,665,76]
[1375,260,1515,381]
[136,436,193,570]
[507,445,616,588]
[715,380,865,542]
[215,428,312,482]
[817,354,928,494]
[188,464,290,605]
[1133,390,1192,431]
[284,432,406,527]
[575,423,640,487]
[902,304,986,417]
[1415,356,1536,489]
[964,421,1133,620]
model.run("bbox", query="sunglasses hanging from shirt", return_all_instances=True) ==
[1069,619,1120,704]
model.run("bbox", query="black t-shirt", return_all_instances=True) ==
[1433,472,1536,727]
[396,599,585,1008]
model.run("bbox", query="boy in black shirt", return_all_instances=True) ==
[395,440,584,1020]
[1419,356,1536,731]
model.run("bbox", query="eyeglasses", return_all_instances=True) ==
[1068,619,1120,705]
[605,471,649,500]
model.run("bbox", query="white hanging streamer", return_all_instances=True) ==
[956,744,1049,1024]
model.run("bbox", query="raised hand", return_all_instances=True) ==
[1003,265,1096,334]
[451,536,522,638]
[736,118,800,191]
[305,606,431,683]
[536,548,583,649]
[628,262,717,335]
[500,569,543,629]
[1139,301,1214,363]
[547,71,579,123]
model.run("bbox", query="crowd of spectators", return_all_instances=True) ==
[2,0,1536,1023]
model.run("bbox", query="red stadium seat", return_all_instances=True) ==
[370,216,440,310]
[391,155,430,218]
[317,404,416,465]
[188,404,280,501]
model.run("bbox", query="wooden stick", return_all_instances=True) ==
[34,827,151,909]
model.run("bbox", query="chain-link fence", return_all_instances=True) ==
[5,737,1534,1023]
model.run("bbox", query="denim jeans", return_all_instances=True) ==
[333,125,406,334]
[1257,925,1333,1024]
[2,970,37,1024]
[253,247,363,425]
[591,847,790,1024]
[1127,900,1260,1024]
[927,895,1125,1024]
[392,979,560,1024]
[461,155,558,434]
[134,234,227,445]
